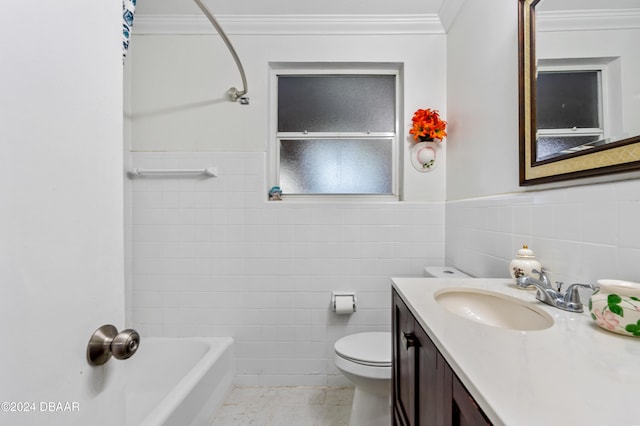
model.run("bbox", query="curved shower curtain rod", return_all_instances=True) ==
[193,0,248,102]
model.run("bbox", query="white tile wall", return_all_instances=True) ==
[446,179,640,287]
[128,152,445,386]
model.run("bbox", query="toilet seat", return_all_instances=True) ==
[334,332,392,426]
[334,332,391,367]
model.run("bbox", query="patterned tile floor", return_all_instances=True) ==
[211,386,354,426]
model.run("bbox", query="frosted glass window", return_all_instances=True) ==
[537,71,600,129]
[535,69,605,162]
[279,139,392,194]
[278,76,395,132]
[273,68,399,197]
[536,135,603,161]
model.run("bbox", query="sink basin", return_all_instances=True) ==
[434,287,554,331]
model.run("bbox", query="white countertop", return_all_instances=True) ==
[392,277,640,426]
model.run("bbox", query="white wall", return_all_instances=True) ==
[445,0,640,289]
[127,3,640,387]
[446,180,640,285]
[445,0,521,200]
[125,49,135,327]
[129,20,447,202]
[126,19,449,385]
[0,1,125,425]
[129,152,444,385]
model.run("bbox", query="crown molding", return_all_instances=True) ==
[438,0,466,33]
[133,14,443,35]
[537,9,640,32]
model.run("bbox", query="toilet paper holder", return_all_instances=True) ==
[332,292,357,313]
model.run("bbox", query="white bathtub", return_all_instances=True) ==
[124,337,234,426]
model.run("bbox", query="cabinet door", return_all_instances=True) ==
[392,289,492,426]
[415,323,444,425]
[448,365,492,426]
[392,291,417,426]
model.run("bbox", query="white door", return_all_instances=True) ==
[0,2,126,425]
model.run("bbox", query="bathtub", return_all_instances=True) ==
[124,337,234,426]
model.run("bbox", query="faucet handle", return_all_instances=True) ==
[564,283,597,303]
[558,283,597,312]
[532,269,551,286]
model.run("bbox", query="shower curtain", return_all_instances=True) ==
[122,0,135,62]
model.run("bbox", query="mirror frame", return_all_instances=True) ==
[518,0,640,186]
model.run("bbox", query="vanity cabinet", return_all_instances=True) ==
[392,289,492,426]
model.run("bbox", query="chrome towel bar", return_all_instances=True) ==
[130,167,218,177]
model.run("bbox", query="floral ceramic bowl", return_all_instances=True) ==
[589,279,640,337]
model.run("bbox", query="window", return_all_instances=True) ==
[535,62,608,162]
[271,65,400,198]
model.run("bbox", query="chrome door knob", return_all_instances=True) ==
[86,325,141,366]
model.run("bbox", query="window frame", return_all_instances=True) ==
[268,63,402,201]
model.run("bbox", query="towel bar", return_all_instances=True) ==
[130,167,217,177]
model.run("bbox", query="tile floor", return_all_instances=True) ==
[211,386,354,426]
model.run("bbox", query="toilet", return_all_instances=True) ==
[334,331,391,426]
[423,266,471,278]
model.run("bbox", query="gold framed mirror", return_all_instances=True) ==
[518,0,640,185]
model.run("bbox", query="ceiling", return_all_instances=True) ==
[134,0,445,16]
[538,0,640,11]
[134,0,639,21]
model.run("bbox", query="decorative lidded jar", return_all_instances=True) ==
[509,245,542,282]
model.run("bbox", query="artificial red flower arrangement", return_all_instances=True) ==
[409,108,447,142]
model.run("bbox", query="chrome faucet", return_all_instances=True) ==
[515,269,597,313]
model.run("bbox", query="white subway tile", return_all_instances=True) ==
[234,342,325,360]
[552,204,581,242]
[133,242,164,259]
[618,202,640,249]
[616,248,640,282]
[135,191,162,209]
[580,243,618,283]
[582,203,615,245]
[615,180,640,202]
[512,205,533,236]
[532,204,555,237]
[129,152,449,386]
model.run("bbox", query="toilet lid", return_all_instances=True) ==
[334,332,391,367]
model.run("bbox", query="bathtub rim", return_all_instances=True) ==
[133,336,234,426]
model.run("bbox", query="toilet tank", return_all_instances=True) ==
[423,266,471,278]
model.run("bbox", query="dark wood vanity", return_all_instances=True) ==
[392,289,492,426]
